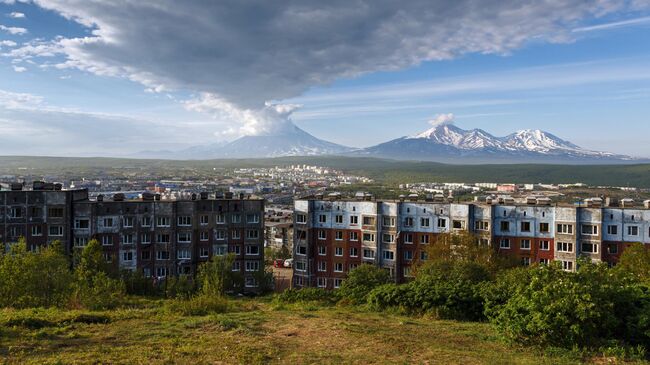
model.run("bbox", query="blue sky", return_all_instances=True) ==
[1,1,649,157]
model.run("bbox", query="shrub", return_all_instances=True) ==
[338,264,391,305]
[73,240,125,310]
[275,288,339,304]
[484,260,650,348]
[165,275,196,299]
[197,254,243,296]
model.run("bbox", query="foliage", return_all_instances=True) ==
[0,239,73,308]
[484,260,650,348]
[164,275,196,299]
[72,239,125,310]
[275,288,339,304]
[338,264,391,305]
[121,269,161,296]
[368,261,490,320]
[616,242,650,285]
[252,268,275,294]
[197,253,243,296]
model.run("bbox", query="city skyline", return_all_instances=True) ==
[1,1,650,157]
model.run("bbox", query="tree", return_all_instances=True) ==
[72,239,124,309]
[616,243,650,285]
[197,253,243,297]
[339,264,391,304]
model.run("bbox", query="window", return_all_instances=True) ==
[103,253,113,263]
[521,257,531,266]
[156,233,170,244]
[232,261,241,271]
[581,224,598,236]
[539,223,550,233]
[318,230,327,240]
[627,225,639,236]
[177,232,192,243]
[420,251,428,261]
[246,245,260,255]
[561,260,573,271]
[437,218,447,228]
[123,217,134,228]
[557,224,574,234]
[122,251,133,262]
[520,239,531,250]
[143,267,151,278]
[318,214,327,223]
[404,233,413,244]
[499,238,510,249]
[156,250,170,260]
[607,225,618,235]
[363,233,375,242]
[231,214,241,224]
[475,221,489,231]
[383,216,395,227]
[350,215,358,225]
[404,217,414,227]
[48,208,64,218]
[539,240,550,251]
[362,216,375,226]
[49,225,63,236]
[200,215,209,225]
[101,235,112,246]
[317,277,327,288]
[556,242,573,253]
[349,263,359,271]
[539,258,550,265]
[383,233,395,243]
[74,219,89,229]
[156,267,169,277]
[247,214,259,224]
[318,246,326,256]
[156,217,170,227]
[420,235,430,244]
[200,247,209,258]
[500,221,510,232]
[246,229,259,239]
[334,262,343,272]
[420,218,430,227]
[383,250,394,260]
[103,218,114,227]
[404,250,413,260]
[581,242,598,253]
[141,250,151,260]
[214,246,227,255]
[216,214,226,224]
[141,216,151,227]
[335,215,343,224]
[74,237,88,247]
[122,234,134,244]
[334,279,343,289]
[452,220,464,229]
[403,267,413,277]
[349,231,359,241]
[231,230,241,240]
[335,231,343,240]
[200,231,209,241]
[521,222,531,232]
[177,216,192,226]
[607,244,618,254]
[246,261,261,272]
[214,230,225,240]
[335,247,343,256]
[318,261,327,272]
[9,207,22,218]
[363,249,374,258]
[177,249,191,259]
[350,247,358,257]
[296,214,307,224]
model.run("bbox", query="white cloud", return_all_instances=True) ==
[8,12,26,18]
[0,24,27,35]
[10,0,649,137]
[0,40,17,47]
[428,113,455,127]
[11,65,26,72]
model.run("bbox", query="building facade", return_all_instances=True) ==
[1,184,265,290]
[292,197,650,288]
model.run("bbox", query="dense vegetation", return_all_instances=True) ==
[3,155,650,187]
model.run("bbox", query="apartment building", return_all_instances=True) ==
[1,185,265,290]
[292,196,650,288]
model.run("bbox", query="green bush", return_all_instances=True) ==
[338,264,391,305]
[368,261,490,320]
[484,260,650,348]
[275,288,339,304]
[73,240,125,310]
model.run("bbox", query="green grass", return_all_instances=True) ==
[1,297,645,364]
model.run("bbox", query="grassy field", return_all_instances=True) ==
[0,297,642,365]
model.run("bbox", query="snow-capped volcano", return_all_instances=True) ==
[356,121,635,164]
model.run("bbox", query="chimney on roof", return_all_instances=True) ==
[96,194,104,202]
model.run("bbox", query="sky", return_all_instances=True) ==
[0,0,649,157]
